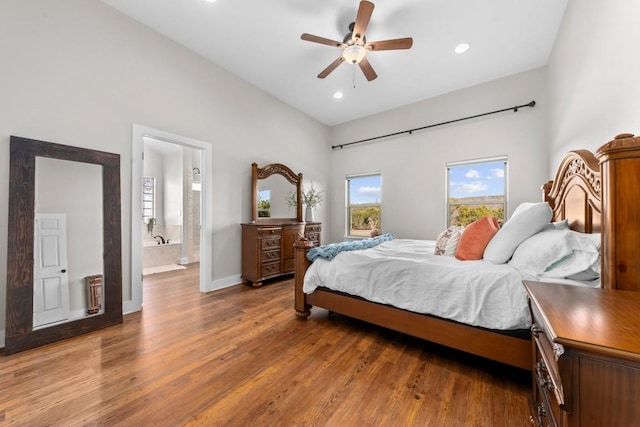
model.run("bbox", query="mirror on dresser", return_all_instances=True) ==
[251,162,302,222]
[5,136,123,355]
[242,163,321,287]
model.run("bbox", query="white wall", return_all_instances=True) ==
[0,0,330,342]
[163,150,184,226]
[547,0,640,168]
[329,68,549,243]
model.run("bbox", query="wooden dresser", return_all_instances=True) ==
[524,281,640,427]
[242,220,321,287]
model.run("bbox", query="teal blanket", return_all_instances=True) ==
[306,233,396,262]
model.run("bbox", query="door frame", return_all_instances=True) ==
[128,124,213,313]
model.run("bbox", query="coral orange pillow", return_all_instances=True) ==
[455,216,500,261]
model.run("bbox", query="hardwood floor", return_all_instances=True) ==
[0,263,530,426]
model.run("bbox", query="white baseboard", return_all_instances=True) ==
[204,274,242,293]
[123,299,140,315]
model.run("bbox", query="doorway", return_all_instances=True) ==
[141,137,201,277]
[129,125,213,314]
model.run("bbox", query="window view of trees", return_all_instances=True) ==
[257,189,270,217]
[448,197,505,227]
[347,174,381,237]
[447,158,507,227]
[349,206,381,235]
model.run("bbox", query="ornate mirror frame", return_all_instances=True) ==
[251,162,303,222]
[5,136,123,355]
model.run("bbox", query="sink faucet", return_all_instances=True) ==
[153,235,166,244]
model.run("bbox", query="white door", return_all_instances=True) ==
[33,213,70,328]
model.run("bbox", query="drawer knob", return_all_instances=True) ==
[531,324,542,338]
[536,402,547,426]
[535,361,555,391]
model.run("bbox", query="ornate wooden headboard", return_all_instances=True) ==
[543,133,640,292]
[542,149,601,234]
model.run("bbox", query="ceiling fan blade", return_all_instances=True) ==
[366,37,413,51]
[318,56,346,79]
[352,1,375,42]
[301,33,344,48]
[358,57,377,81]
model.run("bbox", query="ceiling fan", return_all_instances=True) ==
[301,0,413,82]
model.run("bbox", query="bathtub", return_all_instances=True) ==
[143,241,183,268]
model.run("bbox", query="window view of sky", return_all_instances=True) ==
[349,175,381,204]
[258,189,270,201]
[448,161,505,199]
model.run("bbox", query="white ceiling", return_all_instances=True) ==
[100,0,567,126]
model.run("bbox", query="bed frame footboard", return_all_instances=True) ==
[294,239,314,318]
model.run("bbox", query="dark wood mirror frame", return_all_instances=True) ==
[251,162,303,222]
[4,136,123,355]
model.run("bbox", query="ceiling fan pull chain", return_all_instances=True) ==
[352,65,356,88]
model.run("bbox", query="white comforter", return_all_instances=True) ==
[304,239,538,330]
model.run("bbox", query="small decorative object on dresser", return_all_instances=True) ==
[287,181,324,222]
[242,162,321,287]
[524,280,640,427]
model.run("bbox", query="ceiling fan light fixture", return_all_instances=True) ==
[342,45,367,64]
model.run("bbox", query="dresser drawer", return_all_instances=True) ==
[283,258,294,273]
[533,347,563,426]
[531,306,565,408]
[306,233,320,243]
[305,224,321,233]
[257,227,281,237]
[262,249,280,263]
[261,237,281,250]
[261,261,281,277]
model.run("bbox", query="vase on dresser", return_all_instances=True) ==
[305,205,314,222]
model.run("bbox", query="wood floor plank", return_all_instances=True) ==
[0,263,531,426]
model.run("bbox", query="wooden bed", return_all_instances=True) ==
[294,133,640,371]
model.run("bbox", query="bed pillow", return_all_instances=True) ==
[483,202,553,264]
[455,216,499,261]
[566,266,600,281]
[544,219,569,231]
[541,231,600,278]
[509,229,601,279]
[508,229,573,274]
[434,226,464,256]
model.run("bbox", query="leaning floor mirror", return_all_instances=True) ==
[5,136,123,355]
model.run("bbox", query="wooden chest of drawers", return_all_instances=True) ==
[241,220,321,287]
[524,281,640,427]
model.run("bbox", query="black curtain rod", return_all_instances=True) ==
[332,100,536,150]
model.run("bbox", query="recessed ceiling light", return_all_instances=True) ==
[205,0,217,3]
[333,91,343,99]
[454,43,470,54]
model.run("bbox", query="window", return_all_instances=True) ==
[346,173,381,237]
[142,176,155,222]
[447,157,507,227]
